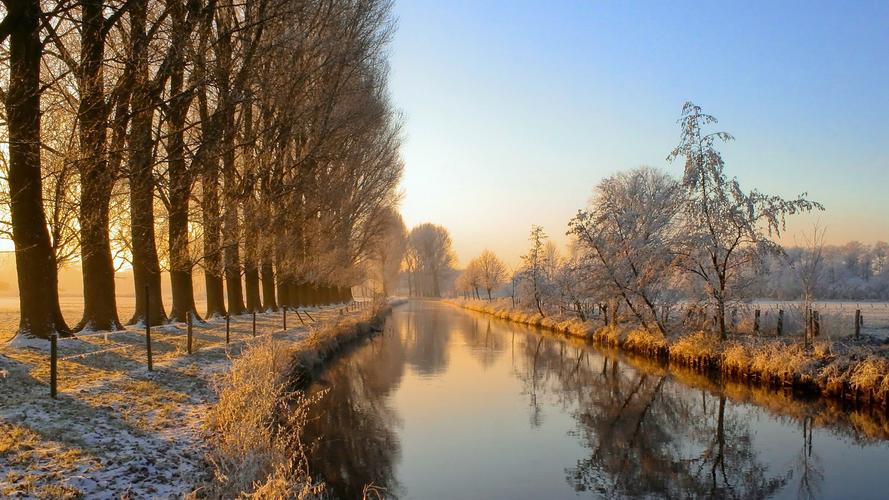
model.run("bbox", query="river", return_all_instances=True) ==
[301,301,889,499]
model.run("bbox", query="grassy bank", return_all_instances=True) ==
[449,298,889,411]
[0,301,396,498]
[200,300,398,498]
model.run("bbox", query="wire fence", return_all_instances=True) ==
[560,299,889,340]
[44,298,372,398]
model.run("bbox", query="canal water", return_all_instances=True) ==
[301,301,889,499]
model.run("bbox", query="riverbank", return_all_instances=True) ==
[0,301,394,498]
[449,298,889,411]
[200,299,399,498]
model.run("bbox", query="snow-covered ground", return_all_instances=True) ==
[0,304,363,498]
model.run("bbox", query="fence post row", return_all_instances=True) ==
[145,285,153,372]
[50,332,58,398]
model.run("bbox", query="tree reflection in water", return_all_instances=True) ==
[299,304,875,499]
[511,332,793,498]
[301,320,407,499]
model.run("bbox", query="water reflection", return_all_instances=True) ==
[300,301,889,499]
[303,323,406,498]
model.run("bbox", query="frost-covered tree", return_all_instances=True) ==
[368,208,408,297]
[668,102,823,339]
[407,223,455,297]
[569,167,682,334]
[519,226,557,316]
[475,250,506,300]
[457,261,482,299]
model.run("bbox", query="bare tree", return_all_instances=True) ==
[473,249,506,300]
[519,225,553,316]
[407,223,455,297]
[1,0,71,339]
[569,167,682,334]
[668,102,823,339]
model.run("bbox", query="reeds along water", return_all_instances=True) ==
[302,301,889,499]
[451,298,889,411]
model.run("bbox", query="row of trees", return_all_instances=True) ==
[495,103,823,339]
[1,0,403,339]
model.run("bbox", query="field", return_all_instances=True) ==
[0,300,369,498]
[0,294,209,343]
[751,300,889,339]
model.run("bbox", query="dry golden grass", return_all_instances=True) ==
[203,337,325,499]
[201,302,393,498]
[451,298,889,411]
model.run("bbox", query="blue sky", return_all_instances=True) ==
[390,0,889,266]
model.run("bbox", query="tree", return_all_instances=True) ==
[474,249,506,300]
[1,0,71,339]
[519,225,554,316]
[407,223,455,297]
[369,208,408,296]
[569,167,682,334]
[667,102,823,339]
[461,259,483,299]
[790,223,827,345]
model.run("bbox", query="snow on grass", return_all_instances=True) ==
[0,305,365,498]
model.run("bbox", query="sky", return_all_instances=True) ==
[390,0,889,267]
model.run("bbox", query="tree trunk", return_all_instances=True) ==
[127,0,166,326]
[202,162,227,318]
[222,121,246,315]
[166,6,199,323]
[76,0,120,332]
[241,104,261,312]
[277,277,290,309]
[5,0,70,339]
[716,296,727,340]
[244,258,261,312]
[293,282,306,307]
[261,259,277,311]
[275,250,290,309]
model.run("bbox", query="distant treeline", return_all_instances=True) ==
[757,242,889,301]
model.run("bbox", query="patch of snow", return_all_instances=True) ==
[6,333,51,350]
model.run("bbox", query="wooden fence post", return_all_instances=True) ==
[187,311,193,354]
[50,332,58,398]
[805,307,811,340]
[225,314,230,344]
[252,311,256,338]
[283,307,287,331]
[145,285,153,371]
[813,310,820,337]
[777,309,784,336]
[855,309,861,338]
[754,309,760,333]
